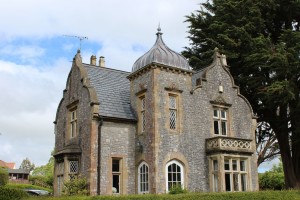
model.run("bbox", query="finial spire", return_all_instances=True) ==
[156,22,163,36]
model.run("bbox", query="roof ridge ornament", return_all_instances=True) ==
[156,23,163,36]
[131,26,191,72]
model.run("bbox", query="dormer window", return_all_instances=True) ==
[213,108,227,136]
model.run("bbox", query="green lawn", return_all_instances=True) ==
[23,190,300,200]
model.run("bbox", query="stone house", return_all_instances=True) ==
[53,28,258,196]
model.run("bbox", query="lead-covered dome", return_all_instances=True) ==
[132,27,191,72]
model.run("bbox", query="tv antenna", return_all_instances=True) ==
[63,35,88,50]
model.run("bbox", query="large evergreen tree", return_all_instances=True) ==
[184,0,300,188]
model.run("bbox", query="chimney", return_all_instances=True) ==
[99,56,105,67]
[90,55,96,66]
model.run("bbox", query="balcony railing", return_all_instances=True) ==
[206,136,254,153]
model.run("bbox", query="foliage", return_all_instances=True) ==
[259,171,285,190]
[256,122,280,166]
[0,167,8,187]
[22,190,300,200]
[30,175,53,188]
[259,162,285,190]
[0,187,28,200]
[32,157,54,176]
[19,158,35,172]
[183,0,300,189]
[62,176,88,196]
[31,156,54,187]
[168,184,188,194]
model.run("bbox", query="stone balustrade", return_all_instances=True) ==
[206,136,254,153]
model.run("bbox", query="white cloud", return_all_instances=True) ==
[0,59,70,166]
[0,45,45,61]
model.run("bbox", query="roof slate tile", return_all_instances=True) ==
[84,65,136,121]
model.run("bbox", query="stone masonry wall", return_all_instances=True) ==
[129,59,258,193]
[54,60,97,195]
[99,121,136,194]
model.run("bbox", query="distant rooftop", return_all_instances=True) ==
[0,160,15,169]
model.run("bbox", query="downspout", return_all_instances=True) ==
[97,116,103,195]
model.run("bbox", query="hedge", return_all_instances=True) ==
[23,190,300,200]
[0,187,28,200]
[0,168,8,186]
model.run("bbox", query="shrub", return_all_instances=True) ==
[30,175,53,188]
[168,184,187,194]
[0,168,8,187]
[63,176,88,196]
[259,172,285,190]
[259,162,285,190]
[0,187,28,200]
[6,183,52,192]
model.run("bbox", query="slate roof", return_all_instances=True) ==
[8,169,30,174]
[84,64,136,121]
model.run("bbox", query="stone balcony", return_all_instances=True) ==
[206,136,254,154]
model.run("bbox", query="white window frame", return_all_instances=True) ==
[138,161,149,194]
[213,108,228,136]
[165,160,184,192]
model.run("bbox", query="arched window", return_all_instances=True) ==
[138,161,149,194]
[165,160,184,192]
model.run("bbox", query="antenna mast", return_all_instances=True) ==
[63,35,88,50]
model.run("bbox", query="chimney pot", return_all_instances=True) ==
[99,56,105,67]
[90,55,96,66]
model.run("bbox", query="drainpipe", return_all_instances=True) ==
[97,116,103,195]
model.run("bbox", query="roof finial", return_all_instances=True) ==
[156,22,163,36]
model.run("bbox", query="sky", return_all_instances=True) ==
[0,0,276,172]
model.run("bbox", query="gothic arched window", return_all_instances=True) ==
[138,161,149,194]
[165,160,184,192]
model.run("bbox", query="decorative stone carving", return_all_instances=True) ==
[206,136,253,153]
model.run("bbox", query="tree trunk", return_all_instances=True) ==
[275,129,299,188]
[271,104,300,189]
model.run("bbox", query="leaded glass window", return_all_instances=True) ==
[169,96,177,130]
[141,97,146,132]
[69,160,78,180]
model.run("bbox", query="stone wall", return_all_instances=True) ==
[53,57,98,195]
[99,121,136,194]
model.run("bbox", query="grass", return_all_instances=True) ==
[22,190,300,200]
